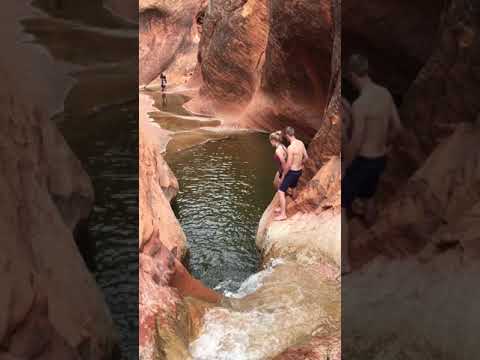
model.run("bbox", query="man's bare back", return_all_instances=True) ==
[352,83,401,158]
[288,139,308,171]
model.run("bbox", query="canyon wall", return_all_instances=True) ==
[0,2,118,358]
[138,0,340,139]
[342,0,443,97]
[139,0,207,86]
[139,117,221,360]
[189,0,340,138]
[343,121,480,358]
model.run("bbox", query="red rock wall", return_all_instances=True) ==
[187,0,340,139]
[344,0,480,185]
[196,0,269,112]
[139,0,207,86]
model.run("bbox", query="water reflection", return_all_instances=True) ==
[162,92,168,109]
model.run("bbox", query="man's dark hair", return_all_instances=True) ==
[284,126,295,137]
[348,54,369,77]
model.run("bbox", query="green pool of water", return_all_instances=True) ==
[166,133,278,292]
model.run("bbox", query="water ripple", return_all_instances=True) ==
[167,134,277,292]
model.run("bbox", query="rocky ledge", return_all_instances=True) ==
[139,116,221,360]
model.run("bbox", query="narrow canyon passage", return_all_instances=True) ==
[147,91,340,359]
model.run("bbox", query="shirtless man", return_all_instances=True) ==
[342,54,404,274]
[274,126,309,221]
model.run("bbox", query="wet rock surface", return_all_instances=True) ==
[257,157,341,266]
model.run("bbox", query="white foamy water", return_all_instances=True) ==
[190,309,278,360]
[189,259,339,360]
[215,258,285,299]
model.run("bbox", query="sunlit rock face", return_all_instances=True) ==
[236,0,338,138]
[185,0,340,140]
[139,119,186,254]
[195,0,269,112]
[139,0,207,86]
[0,2,118,359]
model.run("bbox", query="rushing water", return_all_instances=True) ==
[166,133,278,292]
[189,259,340,360]
[59,101,138,360]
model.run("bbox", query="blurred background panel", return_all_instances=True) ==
[1,1,138,359]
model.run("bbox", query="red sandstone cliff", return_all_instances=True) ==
[139,0,339,139]
[139,0,207,87]
[188,0,340,138]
